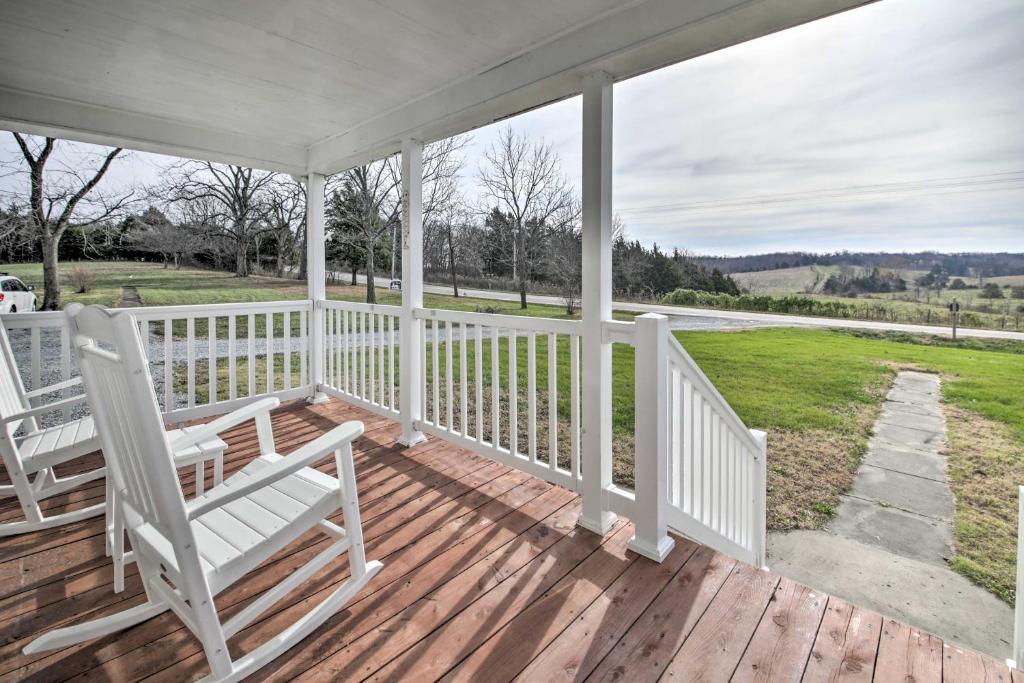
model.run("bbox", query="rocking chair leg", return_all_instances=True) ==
[23,601,168,655]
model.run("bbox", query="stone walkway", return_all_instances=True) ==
[768,370,1013,660]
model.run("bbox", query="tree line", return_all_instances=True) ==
[2,128,737,311]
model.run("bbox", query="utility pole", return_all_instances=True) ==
[949,299,959,340]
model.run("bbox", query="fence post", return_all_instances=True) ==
[751,429,768,568]
[1014,486,1024,668]
[399,138,426,447]
[305,173,328,403]
[630,313,675,562]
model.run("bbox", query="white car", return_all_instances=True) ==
[0,274,38,313]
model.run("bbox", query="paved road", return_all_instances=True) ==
[346,273,1024,340]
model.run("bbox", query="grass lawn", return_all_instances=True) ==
[674,327,1024,603]
[11,261,1024,602]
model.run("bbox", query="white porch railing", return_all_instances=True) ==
[413,307,583,492]
[318,299,401,417]
[2,300,766,569]
[604,313,767,565]
[1,300,311,424]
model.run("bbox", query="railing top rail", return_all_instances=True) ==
[413,307,581,335]
[667,333,761,453]
[1,300,313,329]
[321,299,401,315]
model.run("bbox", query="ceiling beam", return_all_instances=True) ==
[307,0,874,174]
[0,86,309,175]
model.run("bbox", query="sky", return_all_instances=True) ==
[2,0,1022,256]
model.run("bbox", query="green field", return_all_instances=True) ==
[729,265,1024,330]
[9,261,1024,603]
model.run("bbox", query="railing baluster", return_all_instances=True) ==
[420,318,427,425]
[431,319,440,426]
[185,317,196,408]
[388,315,395,410]
[445,321,453,430]
[228,316,236,401]
[527,331,537,463]
[475,324,483,443]
[207,316,216,404]
[299,308,308,391]
[570,333,580,486]
[459,322,468,435]
[247,313,255,397]
[372,313,380,403]
[283,311,291,391]
[509,331,517,456]
[60,324,71,421]
[29,326,40,397]
[266,312,274,394]
[547,332,557,472]
[341,309,348,393]
[326,308,334,390]
[491,325,500,449]
[379,313,386,408]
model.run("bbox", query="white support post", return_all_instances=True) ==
[630,313,675,562]
[306,172,328,403]
[399,138,426,447]
[578,71,616,536]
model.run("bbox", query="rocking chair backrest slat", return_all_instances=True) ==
[68,305,194,552]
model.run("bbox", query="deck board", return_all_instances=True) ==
[0,398,1014,682]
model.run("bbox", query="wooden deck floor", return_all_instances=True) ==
[0,399,1016,682]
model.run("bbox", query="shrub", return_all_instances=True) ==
[949,278,968,290]
[980,283,1004,299]
[69,265,96,294]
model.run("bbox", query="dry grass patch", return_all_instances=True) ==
[945,405,1024,604]
[765,402,879,530]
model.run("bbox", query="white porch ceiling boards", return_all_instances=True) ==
[0,0,873,175]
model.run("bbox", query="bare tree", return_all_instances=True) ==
[430,198,472,297]
[265,177,306,278]
[4,134,130,309]
[328,136,468,303]
[159,161,276,277]
[478,127,575,308]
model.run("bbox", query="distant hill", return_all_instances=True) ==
[695,251,1024,277]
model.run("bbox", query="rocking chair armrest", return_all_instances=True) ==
[23,376,83,399]
[3,393,88,423]
[167,397,281,452]
[186,421,363,520]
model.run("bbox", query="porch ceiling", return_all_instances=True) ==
[0,0,872,175]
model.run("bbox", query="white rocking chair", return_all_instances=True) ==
[1,317,227,593]
[24,305,382,682]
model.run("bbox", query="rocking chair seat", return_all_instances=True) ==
[135,453,342,595]
[15,416,98,473]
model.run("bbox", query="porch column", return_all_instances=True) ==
[578,71,616,535]
[306,172,328,403]
[399,138,426,446]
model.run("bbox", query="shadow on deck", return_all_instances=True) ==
[0,399,1014,681]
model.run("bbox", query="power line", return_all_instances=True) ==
[616,171,1024,217]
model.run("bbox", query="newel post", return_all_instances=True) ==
[751,429,768,568]
[306,172,328,403]
[399,138,426,447]
[630,313,675,561]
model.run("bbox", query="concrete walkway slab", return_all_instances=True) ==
[828,495,953,563]
[863,446,947,481]
[846,465,955,520]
